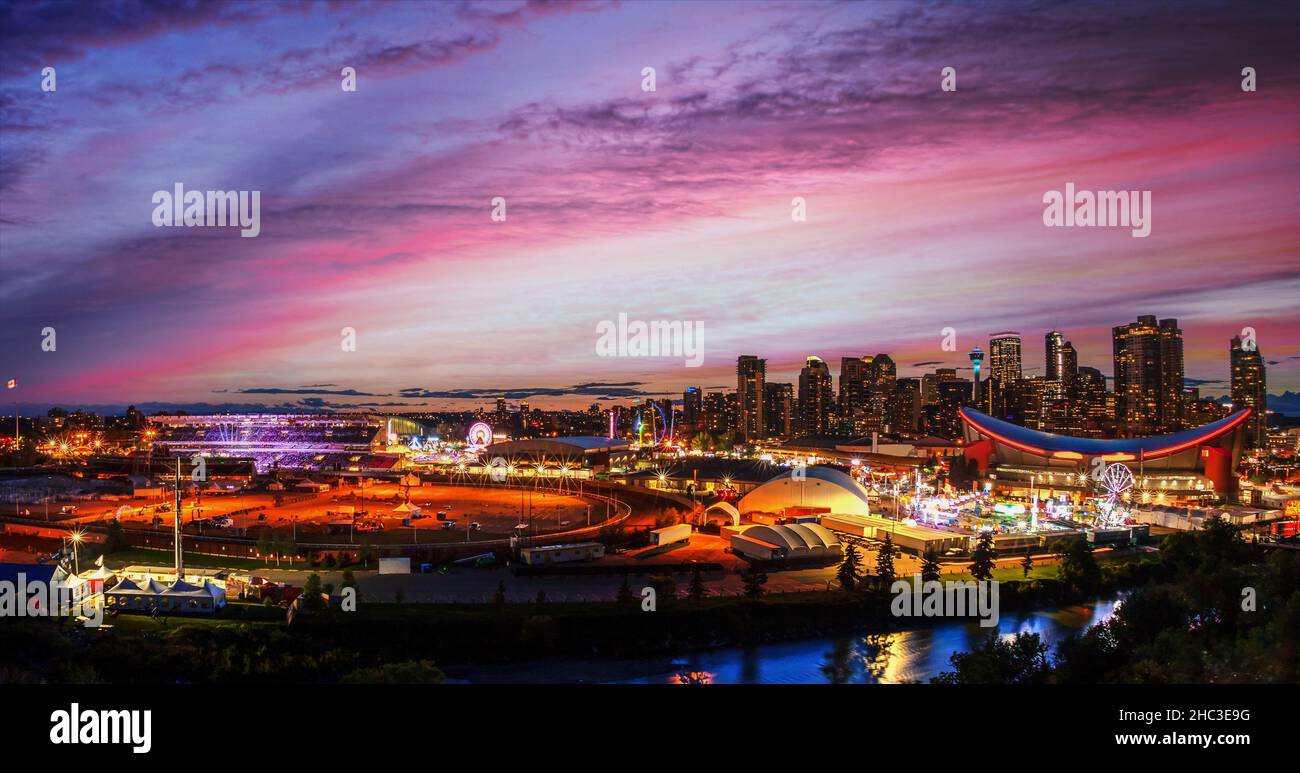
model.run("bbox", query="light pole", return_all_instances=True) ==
[69,530,83,574]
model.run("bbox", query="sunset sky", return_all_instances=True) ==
[2,0,1298,414]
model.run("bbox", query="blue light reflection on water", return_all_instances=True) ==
[618,595,1126,684]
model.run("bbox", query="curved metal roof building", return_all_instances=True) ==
[959,407,1250,490]
[737,465,872,516]
[739,523,842,558]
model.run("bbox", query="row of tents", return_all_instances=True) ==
[103,576,226,613]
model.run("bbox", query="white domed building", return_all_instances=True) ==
[737,466,871,517]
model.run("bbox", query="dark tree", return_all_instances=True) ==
[1056,537,1102,594]
[837,541,862,590]
[299,573,325,612]
[102,519,130,554]
[616,576,636,604]
[920,549,941,583]
[740,564,768,599]
[969,531,997,582]
[687,568,707,601]
[875,534,897,590]
[933,632,1050,684]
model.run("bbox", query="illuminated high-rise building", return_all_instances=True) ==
[1059,340,1078,392]
[1230,335,1267,446]
[682,386,702,431]
[798,356,834,435]
[838,356,870,416]
[1112,315,1185,435]
[764,382,794,439]
[736,355,766,442]
[702,392,729,433]
[1045,331,1065,381]
[988,332,1022,384]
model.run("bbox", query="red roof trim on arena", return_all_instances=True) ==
[959,407,1252,461]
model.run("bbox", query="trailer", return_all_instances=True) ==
[730,533,786,561]
[1086,528,1132,546]
[820,513,875,537]
[651,523,691,546]
[378,556,410,575]
[519,541,605,566]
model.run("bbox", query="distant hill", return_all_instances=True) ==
[1269,391,1300,418]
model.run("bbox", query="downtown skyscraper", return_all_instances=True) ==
[988,332,1023,384]
[1112,316,1186,435]
[736,355,766,442]
[1230,335,1268,446]
[798,356,834,435]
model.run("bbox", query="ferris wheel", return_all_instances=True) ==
[1099,462,1134,502]
[1095,462,1134,528]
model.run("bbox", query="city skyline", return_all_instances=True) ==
[2,0,1298,413]
[4,315,1287,419]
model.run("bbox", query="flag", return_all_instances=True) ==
[5,379,13,389]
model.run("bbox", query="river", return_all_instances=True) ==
[448,594,1126,684]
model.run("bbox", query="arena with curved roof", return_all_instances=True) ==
[959,406,1252,496]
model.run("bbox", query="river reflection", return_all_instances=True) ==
[448,595,1126,684]
[618,595,1125,685]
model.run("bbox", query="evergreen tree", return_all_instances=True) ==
[1056,537,1102,594]
[103,519,130,554]
[300,573,325,612]
[687,568,707,601]
[875,534,897,590]
[616,576,636,604]
[837,541,862,590]
[920,549,941,583]
[740,564,768,599]
[969,531,997,582]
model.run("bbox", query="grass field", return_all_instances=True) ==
[942,551,1145,583]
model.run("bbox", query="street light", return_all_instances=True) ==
[69,529,84,574]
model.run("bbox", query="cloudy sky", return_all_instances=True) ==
[2,0,1298,413]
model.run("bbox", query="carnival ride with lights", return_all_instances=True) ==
[634,401,674,448]
[466,421,493,449]
[1094,462,1135,528]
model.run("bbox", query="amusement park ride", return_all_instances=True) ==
[1094,462,1136,529]
[609,403,676,449]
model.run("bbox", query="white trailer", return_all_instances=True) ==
[519,542,605,566]
[377,556,410,575]
[651,523,691,546]
[730,533,785,561]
